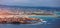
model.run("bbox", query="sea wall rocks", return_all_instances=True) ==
[0,17,41,24]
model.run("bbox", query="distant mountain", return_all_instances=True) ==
[0,5,60,8]
[0,5,60,11]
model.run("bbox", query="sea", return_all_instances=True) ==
[0,6,60,28]
[0,12,60,28]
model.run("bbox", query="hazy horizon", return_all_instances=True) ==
[0,0,60,7]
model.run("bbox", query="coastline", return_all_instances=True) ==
[27,15,57,17]
[0,14,58,18]
[17,14,57,17]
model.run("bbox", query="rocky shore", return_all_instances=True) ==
[0,16,41,24]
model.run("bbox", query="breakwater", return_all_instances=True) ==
[0,17,41,24]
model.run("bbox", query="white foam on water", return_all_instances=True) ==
[42,21,47,23]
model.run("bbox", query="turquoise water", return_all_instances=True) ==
[0,12,60,28]
[55,12,60,16]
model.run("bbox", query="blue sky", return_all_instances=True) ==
[0,0,60,7]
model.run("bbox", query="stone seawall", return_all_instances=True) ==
[0,17,41,24]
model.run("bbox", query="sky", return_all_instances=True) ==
[0,0,60,7]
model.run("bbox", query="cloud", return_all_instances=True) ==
[0,0,60,7]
